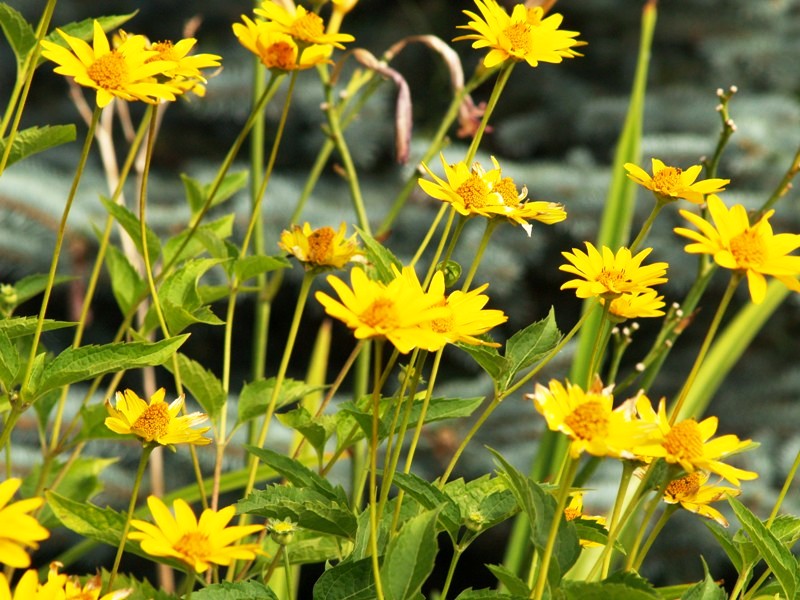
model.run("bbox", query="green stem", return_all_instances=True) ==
[630,503,677,572]
[586,301,613,387]
[600,461,636,578]
[410,204,448,268]
[625,474,673,572]
[368,340,386,600]
[437,395,499,490]
[462,219,499,291]
[182,569,195,599]
[628,200,665,254]
[768,445,800,526]
[465,62,514,165]
[283,545,295,600]
[440,541,470,600]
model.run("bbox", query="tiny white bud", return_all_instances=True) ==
[675,309,684,318]
[631,322,640,331]
[611,326,620,335]
[622,327,630,337]
[729,85,738,93]
[715,103,724,112]
[716,88,724,97]
[635,362,645,372]
[665,339,673,348]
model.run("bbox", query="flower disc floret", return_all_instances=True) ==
[419,153,505,218]
[0,478,49,568]
[663,471,740,527]
[278,222,361,269]
[625,158,729,204]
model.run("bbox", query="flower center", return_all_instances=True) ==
[174,531,211,563]
[503,22,533,55]
[151,40,176,61]
[564,506,581,521]
[291,12,325,42]
[87,51,128,90]
[430,313,454,333]
[564,401,609,440]
[456,174,492,209]
[653,166,682,194]
[262,41,297,70]
[596,268,631,296]
[664,419,704,461]
[360,298,397,329]
[665,472,702,500]
[729,228,766,267]
[495,177,522,208]
[307,227,336,264]
[132,402,170,441]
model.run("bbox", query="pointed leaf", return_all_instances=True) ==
[456,341,508,383]
[0,316,74,338]
[313,557,376,600]
[680,559,726,600]
[0,4,35,70]
[101,197,161,262]
[500,308,561,389]
[181,170,248,216]
[0,328,20,390]
[244,446,343,502]
[454,591,527,600]
[12,274,73,306]
[0,125,76,167]
[355,227,402,284]
[162,215,235,266]
[237,377,325,425]
[485,564,530,597]
[105,244,146,315]
[277,406,336,460]
[162,353,225,419]
[193,581,279,600]
[381,508,440,600]
[703,521,742,573]
[391,471,461,539]
[233,255,291,282]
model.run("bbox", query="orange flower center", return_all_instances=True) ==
[653,166,682,194]
[151,40,176,61]
[564,401,609,440]
[503,22,533,55]
[262,41,297,70]
[664,419,704,461]
[456,174,493,209]
[360,298,397,329]
[495,177,522,208]
[307,226,336,264]
[665,471,702,500]
[132,401,170,441]
[729,228,766,267]
[596,268,631,296]
[291,12,325,42]
[87,51,128,90]
[174,531,211,565]
[564,506,581,521]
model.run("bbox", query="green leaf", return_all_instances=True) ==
[680,559,726,600]
[456,341,508,383]
[355,227,402,283]
[238,485,357,539]
[181,170,248,216]
[454,591,527,600]
[31,335,187,398]
[244,446,344,503]
[237,377,325,425]
[233,255,291,282]
[193,581,279,600]
[563,580,660,600]
[313,557,376,600]
[485,564,530,597]
[162,215,235,266]
[277,406,336,460]
[500,308,560,390]
[160,302,224,334]
[0,4,35,71]
[728,496,800,600]
[381,508,439,600]
[46,490,129,550]
[105,244,146,315]
[391,471,462,539]
[162,353,226,419]
[0,328,20,390]
[0,316,74,338]
[0,124,76,168]
[12,273,73,306]
[101,197,161,263]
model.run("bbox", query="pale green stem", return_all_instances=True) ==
[410,204,448,268]
[600,461,636,577]
[625,475,673,572]
[586,301,613,387]
[630,503,677,572]
[465,62,515,165]
[768,446,800,526]
[283,546,294,600]
[422,208,457,287]
[368,340,386,600]
[439,539,474,600]
[182,569,195,599]
[628,200,666,254]
[461,219,499,291]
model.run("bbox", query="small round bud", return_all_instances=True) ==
[268,518,297,546]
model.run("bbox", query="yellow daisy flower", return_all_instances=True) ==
[40,21,180,108]
[0,571,40,600]
[315,266,450,354]
[278,222,361,269]
[128,496,264,574]
[233,15,333,72]
[674,194,800,304]
[602,289,666,321]
[528,379,654,459]
[0,478,49,569]
[491,162,567,236]
[624,158,729,204]
[254,1,355,49]
[564,492,607,547]
[418,153,505,219]
[560,242,669,300]
[664,471,740,528]
[454,0,583,69]
[104,388,211,447]
[424,271,508,346]
[634,397,758,486]
[41,562,131,600]
[146,37,221,97]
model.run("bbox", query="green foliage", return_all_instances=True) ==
[181,170,249,217]
[193,581,279,600]
[381,508,440,600]
[0,3,35,71]
[0,125,76,167]
[313,557,376,600]
[237,377,326,425]
[162,352,226,419]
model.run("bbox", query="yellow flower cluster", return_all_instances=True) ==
[0,562,131,599]
[278,222,362,270]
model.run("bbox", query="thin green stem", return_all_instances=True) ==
[462,219,499,291]
[600,461,636,578]
[410,204,448,268]
[283,546,295,600]
[768,446,800,526]
[465,62,515,165]
[422,208,457,287]
[586,301,613,387]
[628,200,665,254]
[437,395,499,490]
[368,340,386,600]
[439,541,471,600]
[625,475,673,572]
[630,503,677,572]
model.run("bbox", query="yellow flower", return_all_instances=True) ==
[634,397,758,486]
[424,271,508,346]
[454,0,583,69]
[0,478,49,568]
[564,493,607,547]
[128,496,264,574]
[278,222,361,269]
[490,162,567,236]
[104,388,211,447]
[560,242,668,300]
[418,153,505,219]
[233,15,333,72]
[40,21,180,108]
[146,37,221,97]
[315,266,450,354]
[664,471,740,528]
[528,380,654,459]
[624,159,729,204]
[254,1,355,49]
[41,562,131,600]
[602,289,666,321]
[0,571,40,600]
[674,194,800,304]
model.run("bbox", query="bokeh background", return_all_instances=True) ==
[3,0,800,592]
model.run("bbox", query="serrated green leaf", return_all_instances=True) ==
[244,446,344,503]
[193,581,279,600]
[11,273,73,306]
[500,308,561,390]
[355,228,402,283]
[181,170,248,216]
[0,4,35,71]
[233,255,291,281]
[391,471,461,539]
[485,564,530,597]
[313,557,376,600]
[46,490,129,550]
[381,508,439,600]
[0,125,76,167]
[162,215,235,266]
[31,335,187,398]
[101,197,161,262]
[105,244,146,315]
[0,316,74,338]
[277,406,336,460]
[456,341,508,383]
[680,558,726,600]
[161,353,225,419]
[729,496,800,600]
[563,581,660,600]
[454,591,527,600]
[237,377,325,425]
[161,302,224,334]
[0,328,20,389]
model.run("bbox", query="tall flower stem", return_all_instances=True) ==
[368,340,387,600]
[625,476,672,571]
[586,301,613,387]
[768,447,800,526]
[107,444,154,591]
[669,272,742,424]
[600,460,636,577]
[628,200,666,254]
[629,503,677,571]
[461,219,499,290]
[465,62,514,165]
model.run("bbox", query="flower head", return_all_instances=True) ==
[0,478,49,568]
[490,159,567,235]
[233,15,332,71]
[528,379,654,459]
[254,1,354,49]
[675,194,800,304]
[625,159,729,204]
[129,496,264,573]
[602,289,666,321]
[664,471,740,527]
[0,571,40,600]
[144,36,221,97]
[560,242,668,300]
[315,266,450,353]
[278,222,361,269]
[454,0,583,69]
[40,562,131,600]
[419,154,505,218]
[40,21,180,107]
[634,397,758,486]
[104,388,211,447]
